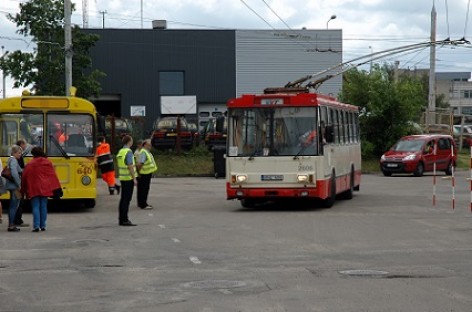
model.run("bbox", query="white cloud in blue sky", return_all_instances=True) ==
[1,0,471,95]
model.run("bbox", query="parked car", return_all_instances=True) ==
[201,116,227,150]
[453,125,472,147]
[380,134,456,177]
[151,116,194,149]
[105,117,133,137]
[188,122,200,145]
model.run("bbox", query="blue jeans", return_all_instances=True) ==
[31,196,48,229]
[8,190,20,226]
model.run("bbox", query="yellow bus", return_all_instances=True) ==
[0,92,101,208]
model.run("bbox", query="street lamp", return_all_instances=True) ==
[1,46,8,99]
[326,15,336,29]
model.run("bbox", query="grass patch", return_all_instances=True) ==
[150,146,471,176]
[154,146,214,176]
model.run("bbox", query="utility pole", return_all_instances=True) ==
[428,3,437,127]
[100,10,107,29]
[64,0,72,96]
[141,0,143,29]
[1,46,8,99]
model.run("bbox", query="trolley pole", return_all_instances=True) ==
[64,0,72,96]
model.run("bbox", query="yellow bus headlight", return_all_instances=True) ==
[81,175,92,186]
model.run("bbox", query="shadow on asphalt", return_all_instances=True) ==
[233,199,330,212]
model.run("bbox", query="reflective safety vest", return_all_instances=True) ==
[96,142,114,173]
[138,149,158,175]
[117,147,135,181]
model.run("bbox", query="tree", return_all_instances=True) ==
[0,0,105,98]
[339,64,425,158]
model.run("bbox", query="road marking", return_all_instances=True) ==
[172,238,181,243]
[148,213,154,217]
[158,224,166,229]
[189,256,201,264]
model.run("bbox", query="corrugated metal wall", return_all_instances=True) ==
[86,28,342,133]
[235,30,342,97]
[86,29,236,131]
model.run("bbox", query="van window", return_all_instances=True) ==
[438,138,451,150]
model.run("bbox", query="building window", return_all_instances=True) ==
[159,71,184,95]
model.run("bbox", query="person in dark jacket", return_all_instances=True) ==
[5,145,23,232]
[13,139,32,227]
[21,146,61,232]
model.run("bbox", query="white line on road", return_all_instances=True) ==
[172,238,181,243]
[148,213,154,217]
[189,256,201,264]
[158,224,166,229]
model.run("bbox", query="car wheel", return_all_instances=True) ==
[382,170,392,177]
[413,162,424,177]
[445,161,453,176]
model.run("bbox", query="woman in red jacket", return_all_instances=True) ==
[22,146,61,232]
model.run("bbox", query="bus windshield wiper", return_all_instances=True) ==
[293,145,307,160]
[248,149,259,160]
[49,135,70,159]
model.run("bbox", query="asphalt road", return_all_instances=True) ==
[1,171,472,312]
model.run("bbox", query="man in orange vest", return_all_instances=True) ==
[96,136,120,195]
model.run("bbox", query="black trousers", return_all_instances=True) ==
[118,180,134,223]
[137,173,152,208]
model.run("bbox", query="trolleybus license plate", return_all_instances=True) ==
[261,175,284,181]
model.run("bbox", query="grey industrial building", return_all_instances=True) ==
[85,23,343,132]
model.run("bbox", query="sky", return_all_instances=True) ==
[1,0,472,96]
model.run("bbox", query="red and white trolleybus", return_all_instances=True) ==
[225,91,361,208]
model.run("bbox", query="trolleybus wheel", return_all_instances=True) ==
[341,169,354,200]
[240,199,256,208]
[322,172,336,208]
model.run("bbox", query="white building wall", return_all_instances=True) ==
[235,29,343,98]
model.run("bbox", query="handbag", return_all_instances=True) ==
[1,165,12,181]
[52,188,63,200]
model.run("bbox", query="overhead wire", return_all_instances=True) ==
[239,0,276,30]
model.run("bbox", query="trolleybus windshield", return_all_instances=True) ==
[227,107,320,157]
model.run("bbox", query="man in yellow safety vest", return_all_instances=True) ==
[136,139,158,209]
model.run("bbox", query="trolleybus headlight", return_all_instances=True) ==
[81,175,92,186]
[297,174,309,183]
[236,174,248,183]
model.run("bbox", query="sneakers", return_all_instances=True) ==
[141,205,153,210]
[41,228,46,231]
[115,184,121,195]
[7,227,20,232]
[119,220,137,226]
[32,228,40,232]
